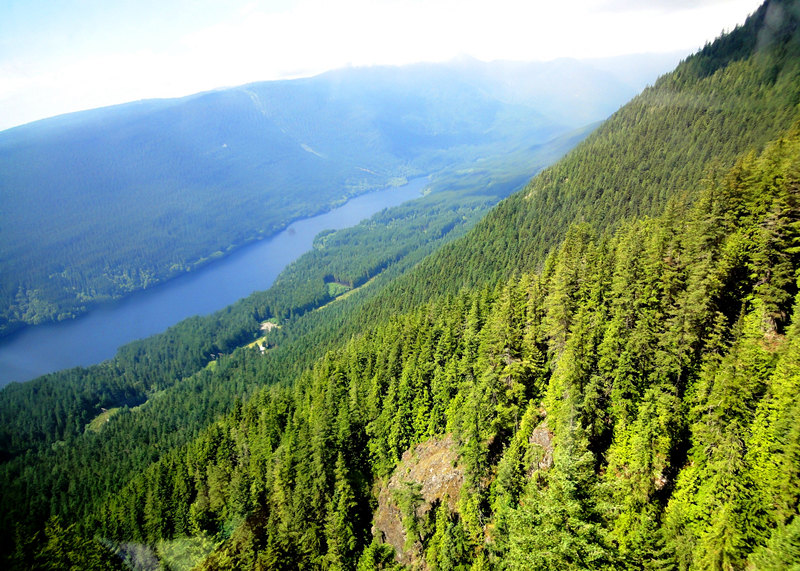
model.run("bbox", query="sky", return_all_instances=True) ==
[0,0,765,132]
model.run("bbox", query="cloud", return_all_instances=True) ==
[0,0,767,130]
[597,0,748,12]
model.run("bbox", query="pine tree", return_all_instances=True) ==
[325,453,359,570]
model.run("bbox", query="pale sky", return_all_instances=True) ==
[0,0,764,132]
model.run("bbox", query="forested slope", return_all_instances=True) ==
[3,0,800,569]
[74,121,800,569]
[0,128,588,565]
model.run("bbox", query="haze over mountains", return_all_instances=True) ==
[0,54,669,337]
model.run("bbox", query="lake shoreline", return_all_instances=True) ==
[0,177,429,387]
[0,177,418,342]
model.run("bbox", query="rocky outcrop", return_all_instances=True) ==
[373,434,464,567]
[529,423,554,472]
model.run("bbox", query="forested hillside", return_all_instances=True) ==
[0,128,588,564]
[2,0,800,569]
[0,124,588,463]
[0,58,633,336]
[94,122,800,570]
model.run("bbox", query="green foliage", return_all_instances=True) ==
[156,534,218,571]
[427,506,471,571]
[749,516,800,570]
[75,122,800,567]
[356,539,400,570]
[393,481,425,550]
[506,427,617,570]
[3,4,800,569]
[13,516,125,570]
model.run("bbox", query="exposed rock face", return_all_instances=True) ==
[529,424,554,471]
[373,434,464,567]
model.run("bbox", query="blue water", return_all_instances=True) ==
[0,178,427,387]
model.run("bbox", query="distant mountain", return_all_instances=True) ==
[443,55,650,127]
[586,51,686,88]
[0,57,652,336]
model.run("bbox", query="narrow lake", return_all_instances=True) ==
[0,178,428,387]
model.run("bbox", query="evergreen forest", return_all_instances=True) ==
[2,0,800,569]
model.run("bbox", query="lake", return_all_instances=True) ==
[0,178,428,387]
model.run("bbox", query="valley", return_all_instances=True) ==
[0,177,429,386]
[0,58,638,338]
[2,1,799,569]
